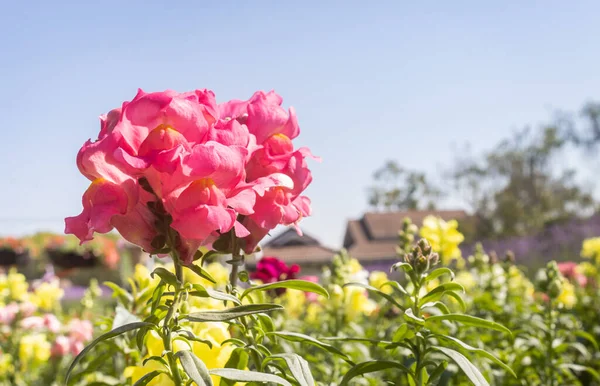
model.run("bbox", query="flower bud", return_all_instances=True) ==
[415,255,429,272]
[547,278,562,299]
[504,251,515,264]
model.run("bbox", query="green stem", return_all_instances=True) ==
[163,253,184,386]
[546,301,555,386]
[228,231,242,289]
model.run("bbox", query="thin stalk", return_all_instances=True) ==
[229,231,242,288]
[163,253,184,386]
[545,301,555,386]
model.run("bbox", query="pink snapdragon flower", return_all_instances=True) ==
[0,303,19,325]
[51,335,71,358]
[251,256,300,295]
[66,88,316,264]
[21,314,61,333]
[299,275,321,302]
[558,262,588,287]
[67,318,94,343]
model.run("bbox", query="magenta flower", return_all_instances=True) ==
[250,256,300,295]
[66,88,316,264]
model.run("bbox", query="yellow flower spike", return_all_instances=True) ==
[420,216,465,265]
[348,258,364,275]
[18,334,51,370]
[6,269,29,301]
[557,280,577,309]
[582,237,600,264]
[32,280,64,311]
[455,271,476,292]
[369,271,392,294]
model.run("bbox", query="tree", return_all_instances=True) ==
[451,125,596,240]
[367,160,441,212]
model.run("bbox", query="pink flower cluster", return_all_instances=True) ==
[0,301,36,325]
[557,262,588,287]
[51,319,94,358]
[65,89,315,264]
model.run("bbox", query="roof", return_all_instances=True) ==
[344,210,468,260]
[259,244,337,265]
[263,228,320,248]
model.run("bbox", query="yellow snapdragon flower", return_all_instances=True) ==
[369,271,392,294]
[455,271,476,293]
[278,289,306,318]
[420,216,465,266]
[125,323,233,385]
[0,269,29,301]
[18,334,51,369]
[0,353,13,375]
[32,280,64,311]
[348,258,364,275]
[557,280,576,309]
[582,237,600,263]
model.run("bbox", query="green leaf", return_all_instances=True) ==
[175,350,214,386]
[574,330,599,350]
[560,364,600,381]
[186,263,217,284]
[433,334,516,378]
[133,370,166,386]
[269,354,315,386]
[427,361,447,385]
[444,291,467,312]
[150,282,166,312]
[431,346,490,386]
[420,301,451,315]
[391,262,413,273]
[209,369,292,386]
[257,313,275,333]
[220,348,250,386]
[151,267,180,288]
[424,267,455,283]
[339,360,412,386]
[393,324,409,342]
[344,283,404,310]
[419,283,465,305]
[65,322,153,383]
[425,314,511,336]
[184,304,283,322]
[322,337,392,347]
[188,285,242,305]
[381,280,409,296]
[103,282,133,305]
[241,280,329,299]
[206,288,242,305]
[266,331,353,364]
[404,308,425,326]
[142,355,169,369]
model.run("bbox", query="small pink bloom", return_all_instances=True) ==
[558,262,588,287]
[70,340,85,356]
[299,275,320,302]
[43,314,62,333]
[51,335,71,358]
[21,316,45,330]
[0,303,19,325]
[68,319,94,343]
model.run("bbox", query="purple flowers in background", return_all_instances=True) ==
[461,214,600,265]
[62,285,112,300]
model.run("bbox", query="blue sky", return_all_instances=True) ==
[1,1,599,248]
